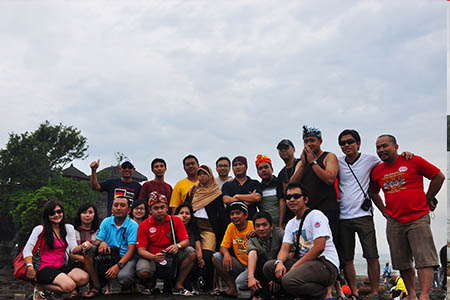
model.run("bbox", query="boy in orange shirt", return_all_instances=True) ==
[212,202,254,298]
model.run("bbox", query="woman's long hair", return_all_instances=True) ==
[74,203,100,233]
[42,200,67,249]
[129,199,148,221]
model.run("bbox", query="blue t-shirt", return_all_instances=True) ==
[99,178,141,216]
[96,215,138,257]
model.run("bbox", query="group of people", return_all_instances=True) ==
[22,125,445,300]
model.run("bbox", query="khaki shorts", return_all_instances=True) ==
[387,214,438,270]
[339,216,379,261]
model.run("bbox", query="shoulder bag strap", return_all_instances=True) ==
[294,208,311,259]
[346,161,369,199]
[32,231,45,254]
[169,216,178,245]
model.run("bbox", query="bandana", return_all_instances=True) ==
[232,155,247,167]
[302,125,322,139]
[148,191,167,207]
[255,154,272,167]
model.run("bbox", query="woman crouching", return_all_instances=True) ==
[23,200,89,300]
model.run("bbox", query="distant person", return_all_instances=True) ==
[389,276,408,299]
[383,262,392,284]
[371,134,445,300]
[212,202,254,298]
[255,155,280,227]
[276,139,299,228]
[263,182,339,300]
[222,156,262,220]
[138,158,173,202]
[169,154,199,214]
[215,156,232,189]
[90,158,141,216]
[23,200,88,300]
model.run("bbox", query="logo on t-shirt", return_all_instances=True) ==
[382,171,406,193]
[314,222,321,228]
[293,229,312,257]
[399,166,408,172]
[233,238,247,253]
[149,227,157,234]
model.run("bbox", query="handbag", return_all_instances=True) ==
[94,228,126,285]
[14,232,45,280]
[156,216,179,280]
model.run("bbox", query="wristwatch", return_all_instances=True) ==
[117,262,124,269]
[274,259,283,266]
[26,263,33,269]
[310,160,318,166]
[177,243,182,249]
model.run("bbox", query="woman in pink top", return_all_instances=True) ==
[23,200,89,300]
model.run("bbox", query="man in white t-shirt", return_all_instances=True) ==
[262,182,339,300]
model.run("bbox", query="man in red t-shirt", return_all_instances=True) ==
[136,191,196,295]
[370,134,444,300]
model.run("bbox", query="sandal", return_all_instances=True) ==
[346,294,359,300]
[172,288,194,296]
[82,287,101,299]
[68,289,79,299]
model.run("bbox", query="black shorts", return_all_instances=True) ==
[36,265,75,284]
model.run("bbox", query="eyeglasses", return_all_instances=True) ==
[49,209,64,216]
[134,207,146,211]
[286,193,303,200]
[339,139,356,146]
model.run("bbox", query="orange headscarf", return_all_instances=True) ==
[255,154,272,167]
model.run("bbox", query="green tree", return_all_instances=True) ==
[10,174,97,245]
[0,121,88,190]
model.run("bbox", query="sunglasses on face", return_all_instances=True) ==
[121,164,134,169]
[339,139,356,146]
[286,193,304,200]
[49,209,64,216]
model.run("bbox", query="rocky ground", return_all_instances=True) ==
[0,264,446,300]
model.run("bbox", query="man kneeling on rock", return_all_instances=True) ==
[263,182,339,300]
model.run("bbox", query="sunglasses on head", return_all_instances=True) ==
[339,139,356,146]
[49,209,64,216]
[286,193,304,200]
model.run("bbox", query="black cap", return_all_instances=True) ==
[277,139,295,149]
[227,201,248,214]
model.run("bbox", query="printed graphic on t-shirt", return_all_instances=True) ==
[381,170,406,193]
[292,229,312,257]
[114,188,136,205]
[233,238,247,254]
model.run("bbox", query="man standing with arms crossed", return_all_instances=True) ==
[371,134,444,300]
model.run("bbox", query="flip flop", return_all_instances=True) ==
[172,288,194,296]
[82,287,101,299]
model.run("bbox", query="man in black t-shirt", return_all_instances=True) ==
[275,139,299,228]
[222,156,262,220]
[90,158,141,216]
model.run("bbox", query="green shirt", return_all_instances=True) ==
[247,227,285,260]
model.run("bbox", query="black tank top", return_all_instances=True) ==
[301,152,339,212]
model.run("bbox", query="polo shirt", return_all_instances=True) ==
[222,176,262,219]
[247,227,285,260]
[96,215,138,257]
[137,215,189,254]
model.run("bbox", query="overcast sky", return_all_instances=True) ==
[0,1,446,255]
